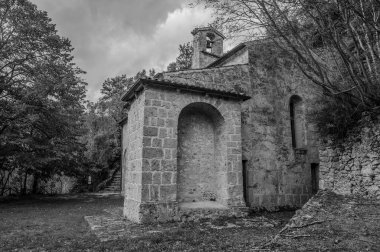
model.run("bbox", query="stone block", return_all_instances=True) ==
[161,160,175,171]
[145,107,158,118]
[152,100,161,106]
[163,139,176,148]
[152,138,163,148]
[151,118,157,126]
[160,185,176,201]
[157,118,165,127]
[158,128,167,138]
[158,108,167,118]
[162,172,172,184]
[168,110,176,118]
[152,172,161,184]
[142,159,151,170]
[144,99,151,106]
[151,159,161,171]
[143,137,151,147]
[142,172,152,184]
[145,91,159,100]
[166,119,176,128]
[150,185,160,201]
[143,148,163,159]
[144,126,158,137]
[162,101,171,109]
[140,184,150,201]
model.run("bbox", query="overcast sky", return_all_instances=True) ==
[30,0,213,101]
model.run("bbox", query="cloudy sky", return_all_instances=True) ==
[30,0,213,101]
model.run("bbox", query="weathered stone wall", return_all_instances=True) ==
[122,86,245,223]
[222,48,249,67]
[123,92,145,222]
[164,44,321,210]
[240,44,321,210]
[319,116,380,199]
[177,103,228,203]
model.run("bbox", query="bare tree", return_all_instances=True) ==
[198,0,380,109]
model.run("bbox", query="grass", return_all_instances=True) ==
[0,194,294,251]
[2,192,378,251]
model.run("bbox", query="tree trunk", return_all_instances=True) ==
[32,173,39,194]
[21,170,28,195]
[0,167,16,196]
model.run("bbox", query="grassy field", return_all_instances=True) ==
[0,194,293,251]
[2,192,378,251]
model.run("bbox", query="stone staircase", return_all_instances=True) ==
[102,169,121,193]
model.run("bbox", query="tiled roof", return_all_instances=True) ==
[121,77,250,102]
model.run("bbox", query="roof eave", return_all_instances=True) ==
[121,78,251,103]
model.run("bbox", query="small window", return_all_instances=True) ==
[289,95,305,148]
[311,163,319,194]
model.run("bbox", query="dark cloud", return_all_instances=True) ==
[30,0,212,100]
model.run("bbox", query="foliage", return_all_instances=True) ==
[167,42,193,71]
[82,69,155,185]
[199,0,380,138]
[0,0,87,195]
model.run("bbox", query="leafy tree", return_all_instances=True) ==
[199,0,380,138]
[83,69,155,189]
[167,62,178,72]
[0,0,87,194]
[167,42,194,71]
[176,42,193,70]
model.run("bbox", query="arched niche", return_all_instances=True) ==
[177,102,227,205]
[289,95,306,148]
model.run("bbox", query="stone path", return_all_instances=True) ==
[85,207,280,242]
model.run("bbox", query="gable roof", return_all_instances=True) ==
[206,43,247,68]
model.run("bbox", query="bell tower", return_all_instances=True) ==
[191,27,225,69]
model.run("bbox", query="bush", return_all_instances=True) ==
[309,95,366,140]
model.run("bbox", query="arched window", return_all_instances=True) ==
[289,95,305,148]
[206,33,215,53]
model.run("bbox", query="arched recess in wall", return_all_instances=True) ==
[289,95,306,148]
[177,102,227,204]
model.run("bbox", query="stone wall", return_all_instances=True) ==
[319,116,380,199]
[122,85,245,223]
[240,44,321,210]
[177,103,225,203]
[162,46,322,211]
[222,48,249,67]
[123,92,145,222]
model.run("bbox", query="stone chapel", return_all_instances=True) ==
[120,27,321,223]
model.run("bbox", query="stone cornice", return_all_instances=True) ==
[121,77,251,103]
